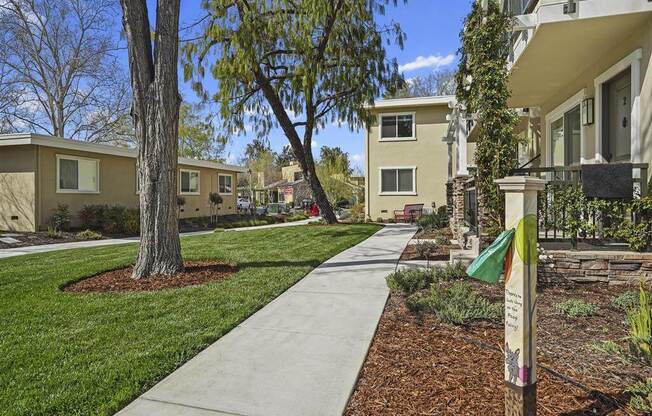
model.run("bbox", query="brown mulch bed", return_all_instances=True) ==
[63,261,237,293]
[344,283,651,416]
[400,243,458,261]
[0,231,108,249]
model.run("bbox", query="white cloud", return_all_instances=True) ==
[311,140,319,149]
[352,154,362,162]
[398,54,455,73]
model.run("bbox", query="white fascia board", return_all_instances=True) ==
[512,13,537,31]
[365,95,456,110]
[0,133,246,173]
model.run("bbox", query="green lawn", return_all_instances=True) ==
[0,224,381,416]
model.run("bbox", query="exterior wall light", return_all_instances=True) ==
[582,97,594,126]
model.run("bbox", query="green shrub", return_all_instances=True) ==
[414,240,438,262]
[46,226,63,239]
[286,213,308,222]
[123,209,140,235]
[407,281,503,325]
[626,379,652,412]
[434,233,450,246]
[555,299,598,317]
[76,230,103,240]
[49,203,71,231]
[102,206,128,234]
[79,204,107,230]
[386,268,437,295]
[434,261,467,282]
[613,291,639,311]
[351,203,365,216]
[627,285,652,364]
[417,206,449,230]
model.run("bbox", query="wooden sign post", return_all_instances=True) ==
[495,176,546,416]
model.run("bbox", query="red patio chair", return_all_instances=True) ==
[394,204,424,223]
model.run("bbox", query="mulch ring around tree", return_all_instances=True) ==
[63,261,237,293]
[344,283,651,416]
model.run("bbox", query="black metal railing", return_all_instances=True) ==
[513,164,649,245]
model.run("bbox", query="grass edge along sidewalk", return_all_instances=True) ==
[0,223,381,416]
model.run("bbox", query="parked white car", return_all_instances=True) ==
[237,197,251,210]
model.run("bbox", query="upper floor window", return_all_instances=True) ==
[218,174,232,194]
[293,171,303,181]
[180,169,200,195]
[504,0,537,15]
[379,113,415,140]
[56,155,99,193]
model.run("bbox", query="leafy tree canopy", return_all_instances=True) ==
[182,0,406,223]
[388,68,457,98]
[178,103,228,161]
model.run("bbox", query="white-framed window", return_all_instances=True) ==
[179,169,200,195]
[56,154,99,193]
[378,167,416,195]
[545,89,585,167]
[218,173,233,194]
[379,112,416,141]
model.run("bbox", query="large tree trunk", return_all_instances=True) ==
[293,146,338,224]
[120,0,184,278]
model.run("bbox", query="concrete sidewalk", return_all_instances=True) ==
[117,224,416,416]
[0,218,319,260]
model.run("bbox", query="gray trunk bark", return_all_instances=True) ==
[120,0,184,278]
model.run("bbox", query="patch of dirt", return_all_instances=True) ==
[63,261,237,293]
[345,283,651,416]
[414,227,454,240]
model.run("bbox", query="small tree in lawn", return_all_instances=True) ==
[209,192,223,224]
[182,0,405,224]
[119,0,184,278]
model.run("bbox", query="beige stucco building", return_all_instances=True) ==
[505,0,652,176]
[0,134,245,232]
[365,96,466,220]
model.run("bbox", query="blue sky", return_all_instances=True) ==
[169,0,472,169]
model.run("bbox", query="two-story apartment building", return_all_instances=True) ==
[506,0,651,176]
[365,96,468,220]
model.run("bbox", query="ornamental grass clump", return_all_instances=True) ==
[627,285,652,364]
[555,299,598,317]
[406,281,503,325]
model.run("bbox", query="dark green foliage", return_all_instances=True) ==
[386,262,468,295]
[77,204,140,235]
[417,206,449,230]
[613,291,639,311]
[407,281,503,325]
[456,0,520,235]
[386,268,438,295]
[49,203,71,231]
[555,299,598,317]
[209,192,223,206]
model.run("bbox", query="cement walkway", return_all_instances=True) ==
[0,218,319,260]
[117,224,416,416]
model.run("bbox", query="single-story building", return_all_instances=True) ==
[0,133,246,232]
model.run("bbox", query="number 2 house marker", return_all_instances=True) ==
[496,176,546,416]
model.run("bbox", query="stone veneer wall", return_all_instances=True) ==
[450,175,468,246]
[539,250,652,285]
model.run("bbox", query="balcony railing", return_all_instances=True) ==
[513,164,649,245]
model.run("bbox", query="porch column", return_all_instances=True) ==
[457,117,469,176]
[495,176,546,416]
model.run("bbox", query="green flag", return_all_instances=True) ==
[466,229,515,284]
